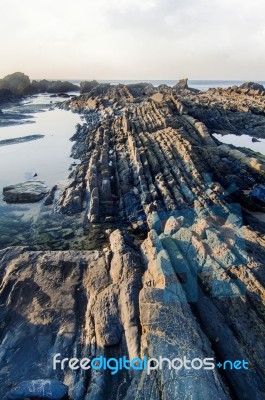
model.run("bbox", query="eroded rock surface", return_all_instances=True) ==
[7,379,68,400]
[3,181,49,203]
[1,80,265,399]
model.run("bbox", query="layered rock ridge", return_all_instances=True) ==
[1,81,265,399]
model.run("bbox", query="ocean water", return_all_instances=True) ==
[69,79,265,91]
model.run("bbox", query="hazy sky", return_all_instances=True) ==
[0,0,264,80]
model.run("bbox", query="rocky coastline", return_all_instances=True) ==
[0,79,265,399]
[0,72,79,105]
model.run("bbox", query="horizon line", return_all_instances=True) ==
[33,78,265,82]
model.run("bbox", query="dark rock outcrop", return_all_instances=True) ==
[126,82,156,97]
[240,81,265,91]
[0,134,44,147]
[0,72,32,96]
[31,79,79,94]
[0,72,79,103]
[0,88,13,102]
[80,80,99,94]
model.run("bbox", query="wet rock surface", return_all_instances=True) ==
[7,379,68,400]
[0,248,98,398]
[0,134,45,147]
[3,181,49,203]
[0,80,265,399]
[0,110,34,124]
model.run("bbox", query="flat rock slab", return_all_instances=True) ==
[0,134,45,147]
[7,379,68,400]
[3,181,49,203]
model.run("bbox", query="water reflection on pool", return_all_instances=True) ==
[213,132,265,155]
[0,94,84,250]
[0,101,81,191]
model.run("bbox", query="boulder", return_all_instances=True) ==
[3,181,49,203]
[240,82,265,91]
[251,184,265,203]
[126,82,155,97]
[0,135,45,147]
[0,72,31,95]
[7,379,68,400]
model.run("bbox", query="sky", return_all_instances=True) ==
[0,0,264,80]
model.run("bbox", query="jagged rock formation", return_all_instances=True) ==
[0,72,31,98]
[173,78,200,93]
[80,80,99,94]
[174,78,189,90]
[1,80,265,399]
[178,84,265,137]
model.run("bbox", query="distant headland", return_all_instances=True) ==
[0,72,80,103]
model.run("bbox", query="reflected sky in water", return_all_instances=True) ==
[0,95,81,197]
[213,133,265,156]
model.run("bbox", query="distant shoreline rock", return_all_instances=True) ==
[0,134,45,147]
[0,72,80,104]
[173,78,200,93]
[240,81,265,91]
